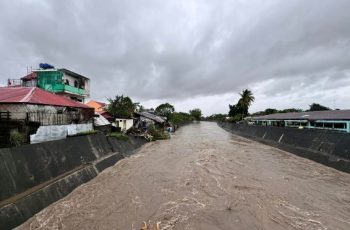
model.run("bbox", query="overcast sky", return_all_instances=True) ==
[1,0,350,115]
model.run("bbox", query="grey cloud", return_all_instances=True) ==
[0,0,350,112]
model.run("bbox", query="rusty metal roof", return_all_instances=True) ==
[252,110,350,121]
[0,87,92,109]
[135,111,165,123]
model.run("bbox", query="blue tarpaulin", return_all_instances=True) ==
[39,63,55,69]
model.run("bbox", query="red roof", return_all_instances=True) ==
[96,101,106,107]
[0,87,92,109]
[21,72,37,81]
[97,111,114,120]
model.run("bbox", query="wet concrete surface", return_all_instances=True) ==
[18,122,350,230]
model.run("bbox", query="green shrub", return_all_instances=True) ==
[9,130,24,147]
[168,112,193,126]
[148,124,170,141]
[107,132,130,141]
[227,114,243,122]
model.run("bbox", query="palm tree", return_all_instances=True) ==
[238,89,255,117]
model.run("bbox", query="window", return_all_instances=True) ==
[315,122,323,127]
[334,123,346,129]
[300,122,307,127]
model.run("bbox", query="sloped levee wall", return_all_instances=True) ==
[0,133,112,201]
[219,122,350,173]
[0,134,147,230]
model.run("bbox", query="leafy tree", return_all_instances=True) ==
[251,108,277,116]
[228,89,255,119]
[228,104,243,117]
[250,111,265,116]
[189,108,202,120]
[135,104,145,112]
[227,114,243,122]
[251,108,303,117]
[307,103,331,111]
[155,102,175,120]
[264,108,278,115]
[168,112,193,126]
[280,108,303,113]
[107,95,138,118]
[205,114,227,121]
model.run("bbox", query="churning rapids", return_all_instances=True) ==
[18,122,350,230]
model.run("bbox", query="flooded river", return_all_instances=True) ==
[18,122,350,230]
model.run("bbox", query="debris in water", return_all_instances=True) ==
[140,221,161,230]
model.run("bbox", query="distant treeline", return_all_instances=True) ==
[252,103,331,116]
[205,102,332,122]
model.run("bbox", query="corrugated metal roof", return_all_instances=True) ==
[252,110,350,121]
[0,87,92,109]
[97,111,114,120]
[135,111,165,123]
[86,100,106,108]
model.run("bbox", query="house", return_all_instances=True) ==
[85,100,114,122]
[134,111,166,130]
[0,87,94,145]
[85,99,114,134]
[8,64,90,102]
[85,100,135,132]
[251,110,350,133]
[114,118,134,132]
[85,100,107,112]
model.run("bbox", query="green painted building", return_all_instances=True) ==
[20,68,90,102]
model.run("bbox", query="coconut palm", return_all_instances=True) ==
[238,89,255,117]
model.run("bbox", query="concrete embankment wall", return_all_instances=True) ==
[0,134,147,230]
[219,122,350,173]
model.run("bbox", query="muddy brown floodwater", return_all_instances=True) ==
[18,122,350,230]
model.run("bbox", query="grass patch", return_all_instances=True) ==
[107,132,130,141]
[70,130,100,137]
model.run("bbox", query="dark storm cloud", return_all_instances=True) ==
[0,0,350,108]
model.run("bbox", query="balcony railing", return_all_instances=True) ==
[41,83,86,96]
[63,84,86,95]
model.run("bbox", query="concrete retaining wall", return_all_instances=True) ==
[0,134,147,230]
[219,122,350,173]
[0,133,112,202]
[0,165,98,229]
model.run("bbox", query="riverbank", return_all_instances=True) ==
[218,122,350,173]
[0,133,147,230]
